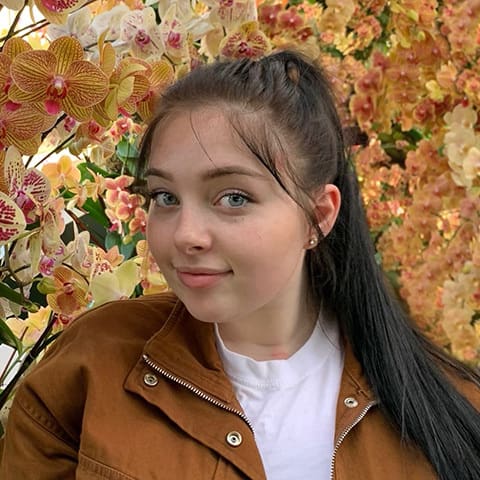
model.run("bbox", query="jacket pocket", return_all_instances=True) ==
[77,453,138,480]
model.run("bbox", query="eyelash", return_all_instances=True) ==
[148,190,253,209]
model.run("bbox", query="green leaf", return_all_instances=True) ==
[0,320,22,351]
[120,239,136,259]
[105,231,122,250]
[81,198,110,228]
[0,283,38,313]
[77,162,114,182]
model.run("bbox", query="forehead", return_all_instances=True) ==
[149,108,246,163]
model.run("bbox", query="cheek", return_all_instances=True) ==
[146,219,169,264]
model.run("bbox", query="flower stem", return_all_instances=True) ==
[2,1,27,46]
[0,314,59,409]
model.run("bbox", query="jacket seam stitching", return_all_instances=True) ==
[78,452,140,480]
[15,396,78,450]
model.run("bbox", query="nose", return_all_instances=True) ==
[173,206,212,254]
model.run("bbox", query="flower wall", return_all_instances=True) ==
[0,0,479,418]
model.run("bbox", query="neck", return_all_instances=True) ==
[217,295,318,361]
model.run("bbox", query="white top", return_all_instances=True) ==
[215,317,344,480]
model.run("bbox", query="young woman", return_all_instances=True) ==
[1,50,479,480]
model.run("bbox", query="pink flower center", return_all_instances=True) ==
[64,116,77,132]
[15,191,37,223]
[238,41,253,56]
[167,31,182,49]
[135,30,151,46]
[47,76,68,99]
[42,0,79,13]
[6,101,21,112]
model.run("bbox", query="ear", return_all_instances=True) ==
[312,184,341,237]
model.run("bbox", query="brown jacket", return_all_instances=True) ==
[0,292,478,479]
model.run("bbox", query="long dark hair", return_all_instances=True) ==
[137,50,480,479]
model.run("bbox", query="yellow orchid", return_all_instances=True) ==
[87,244,123,276]
[0,38,33,108]
[90,260,139,307]
[46,265,89,316]
[220,21,271,59]
[93,58,150,126]
[6,306,55,348]
[136,240,169,296]
[136,59,175,122]
[41,155,81,193]
[9,37,109,122]
[0,103,52,155]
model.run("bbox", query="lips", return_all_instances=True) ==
[175,268,231,289]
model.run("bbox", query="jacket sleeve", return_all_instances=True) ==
[0,384,78,479]
[0,323,88,479]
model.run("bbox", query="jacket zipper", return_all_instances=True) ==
[329,400,377,480]
[142,354,255,434]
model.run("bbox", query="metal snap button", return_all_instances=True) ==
[226,431,243,447]
[344,396,359,408]
[143,372,158,387]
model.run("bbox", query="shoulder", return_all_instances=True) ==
[50,291,180,355]
[17,292,182,394]
[8,293,182,437]
[454,374,480,412]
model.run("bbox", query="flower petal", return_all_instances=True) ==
[90,260,139,306]
[5,146,24,194]
[9,136,41,156]
[4,105,50,139]
[34,0,88,25]
[60,96,93,122]
[2,37,32,59]
[0,150,8,194]
[49,37,84,75]
[0,192,26,245]
[23,169,51,204]
[8,84,46,104]
[150,60,175,88]
[11,50,55,93]
[66,61,109,106]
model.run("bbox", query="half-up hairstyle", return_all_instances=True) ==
[137,50,480,480]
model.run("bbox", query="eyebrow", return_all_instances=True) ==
[144,165,268,181]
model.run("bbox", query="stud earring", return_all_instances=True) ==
[309,238,317,247]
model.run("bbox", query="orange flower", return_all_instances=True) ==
[47,265,89,316]
[9,37,109,122]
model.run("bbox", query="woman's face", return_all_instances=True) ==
[145,108,312,326]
